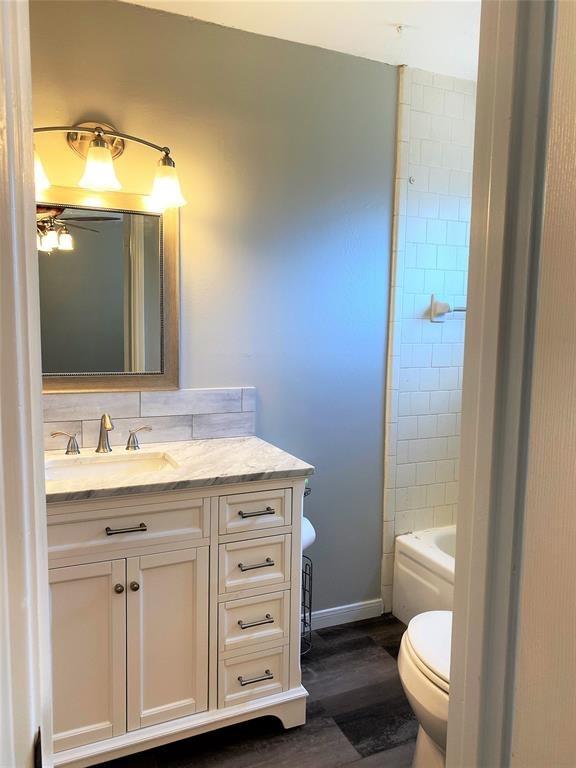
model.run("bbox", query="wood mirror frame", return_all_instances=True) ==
[37,186,179,392]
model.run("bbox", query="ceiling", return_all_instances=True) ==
[118,0,481,80]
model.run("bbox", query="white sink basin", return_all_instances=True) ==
[45,451,179,484]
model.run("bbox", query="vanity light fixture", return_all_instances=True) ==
[78,130,122,191]
[150,153,186,210]
[33,121,187,210]
[34,148,51,193]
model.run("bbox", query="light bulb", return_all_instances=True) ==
[79,133,121,191]
[150,154,186,210]
[34,148,51,193]
[58,228,74,251]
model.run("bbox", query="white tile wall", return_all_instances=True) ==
[382,66,476,607]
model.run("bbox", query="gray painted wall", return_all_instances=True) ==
[30,0,397,611]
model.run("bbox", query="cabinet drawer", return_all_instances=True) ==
[219,489,291,536]
[218,646,288,708]
[219,535,291,594]
[219,590,289,654]
[48,498,209,558]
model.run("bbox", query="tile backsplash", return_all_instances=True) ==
[43,387,256,451]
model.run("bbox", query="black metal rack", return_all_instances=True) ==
[301,481,313,655]
[301,554,313,655]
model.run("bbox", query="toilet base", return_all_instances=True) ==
[412,726,446,768]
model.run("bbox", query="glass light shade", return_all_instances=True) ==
[58,230,74,251]
[150,160,186,210]
[34,149,51,193]
[43,227,59,250]
[40,233,53,252]
[79,141,122,191]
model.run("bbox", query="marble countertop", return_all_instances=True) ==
[45,436,314,504]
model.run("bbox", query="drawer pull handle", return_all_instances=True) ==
[105,522,147,536]
[238,557,274,572]
[238,669,274,687]
[238,506,276,519]
[238,614,274,630]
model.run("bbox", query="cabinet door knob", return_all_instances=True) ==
[114,583,125,594]
[129,581,140,592]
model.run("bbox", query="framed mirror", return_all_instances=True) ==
[37,187,179,392]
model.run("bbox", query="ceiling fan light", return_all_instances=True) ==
[58,228,74,251]
[150,154,186,210]
[34,148,51,193]
[79,135,121,191]
[43,225,59,250]
[40,233,54,252]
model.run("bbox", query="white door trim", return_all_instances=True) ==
[447,1,556,765]
[0,1,53,766]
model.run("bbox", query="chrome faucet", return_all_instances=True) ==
[51,431,80,455]
[95,413,114,453]
[126,425,152,451]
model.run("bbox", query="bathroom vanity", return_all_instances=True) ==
[45,437,314,767]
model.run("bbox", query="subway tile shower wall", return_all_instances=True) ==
[382,67,476,608]
[43,388,256,450]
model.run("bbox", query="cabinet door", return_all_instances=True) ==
[49,560,126,752]
[127,547,209,730]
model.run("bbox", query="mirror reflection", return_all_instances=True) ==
[37,204,162,375]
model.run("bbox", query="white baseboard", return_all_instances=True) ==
[311,598,384,630]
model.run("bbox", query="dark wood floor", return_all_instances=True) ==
[100,615,416,768]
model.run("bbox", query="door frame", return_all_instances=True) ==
[0,1,53,766]
[1,0,560,766]
[447,1,556,765]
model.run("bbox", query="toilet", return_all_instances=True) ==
[398,610,452,768]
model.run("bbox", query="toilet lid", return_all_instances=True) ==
[406,611,452,686]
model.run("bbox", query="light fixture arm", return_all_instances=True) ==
[33,125,172,158]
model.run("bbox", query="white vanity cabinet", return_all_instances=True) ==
[49,547,209,751]
[47,477,307,768]
[49,560,127,752]
[126,547,209,730]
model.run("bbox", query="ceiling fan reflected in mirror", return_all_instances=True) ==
[36,205,121,253]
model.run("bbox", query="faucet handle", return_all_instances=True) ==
[51,431,80,455]
[126,425,152,451]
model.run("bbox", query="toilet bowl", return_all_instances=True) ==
[398,610,452,768]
